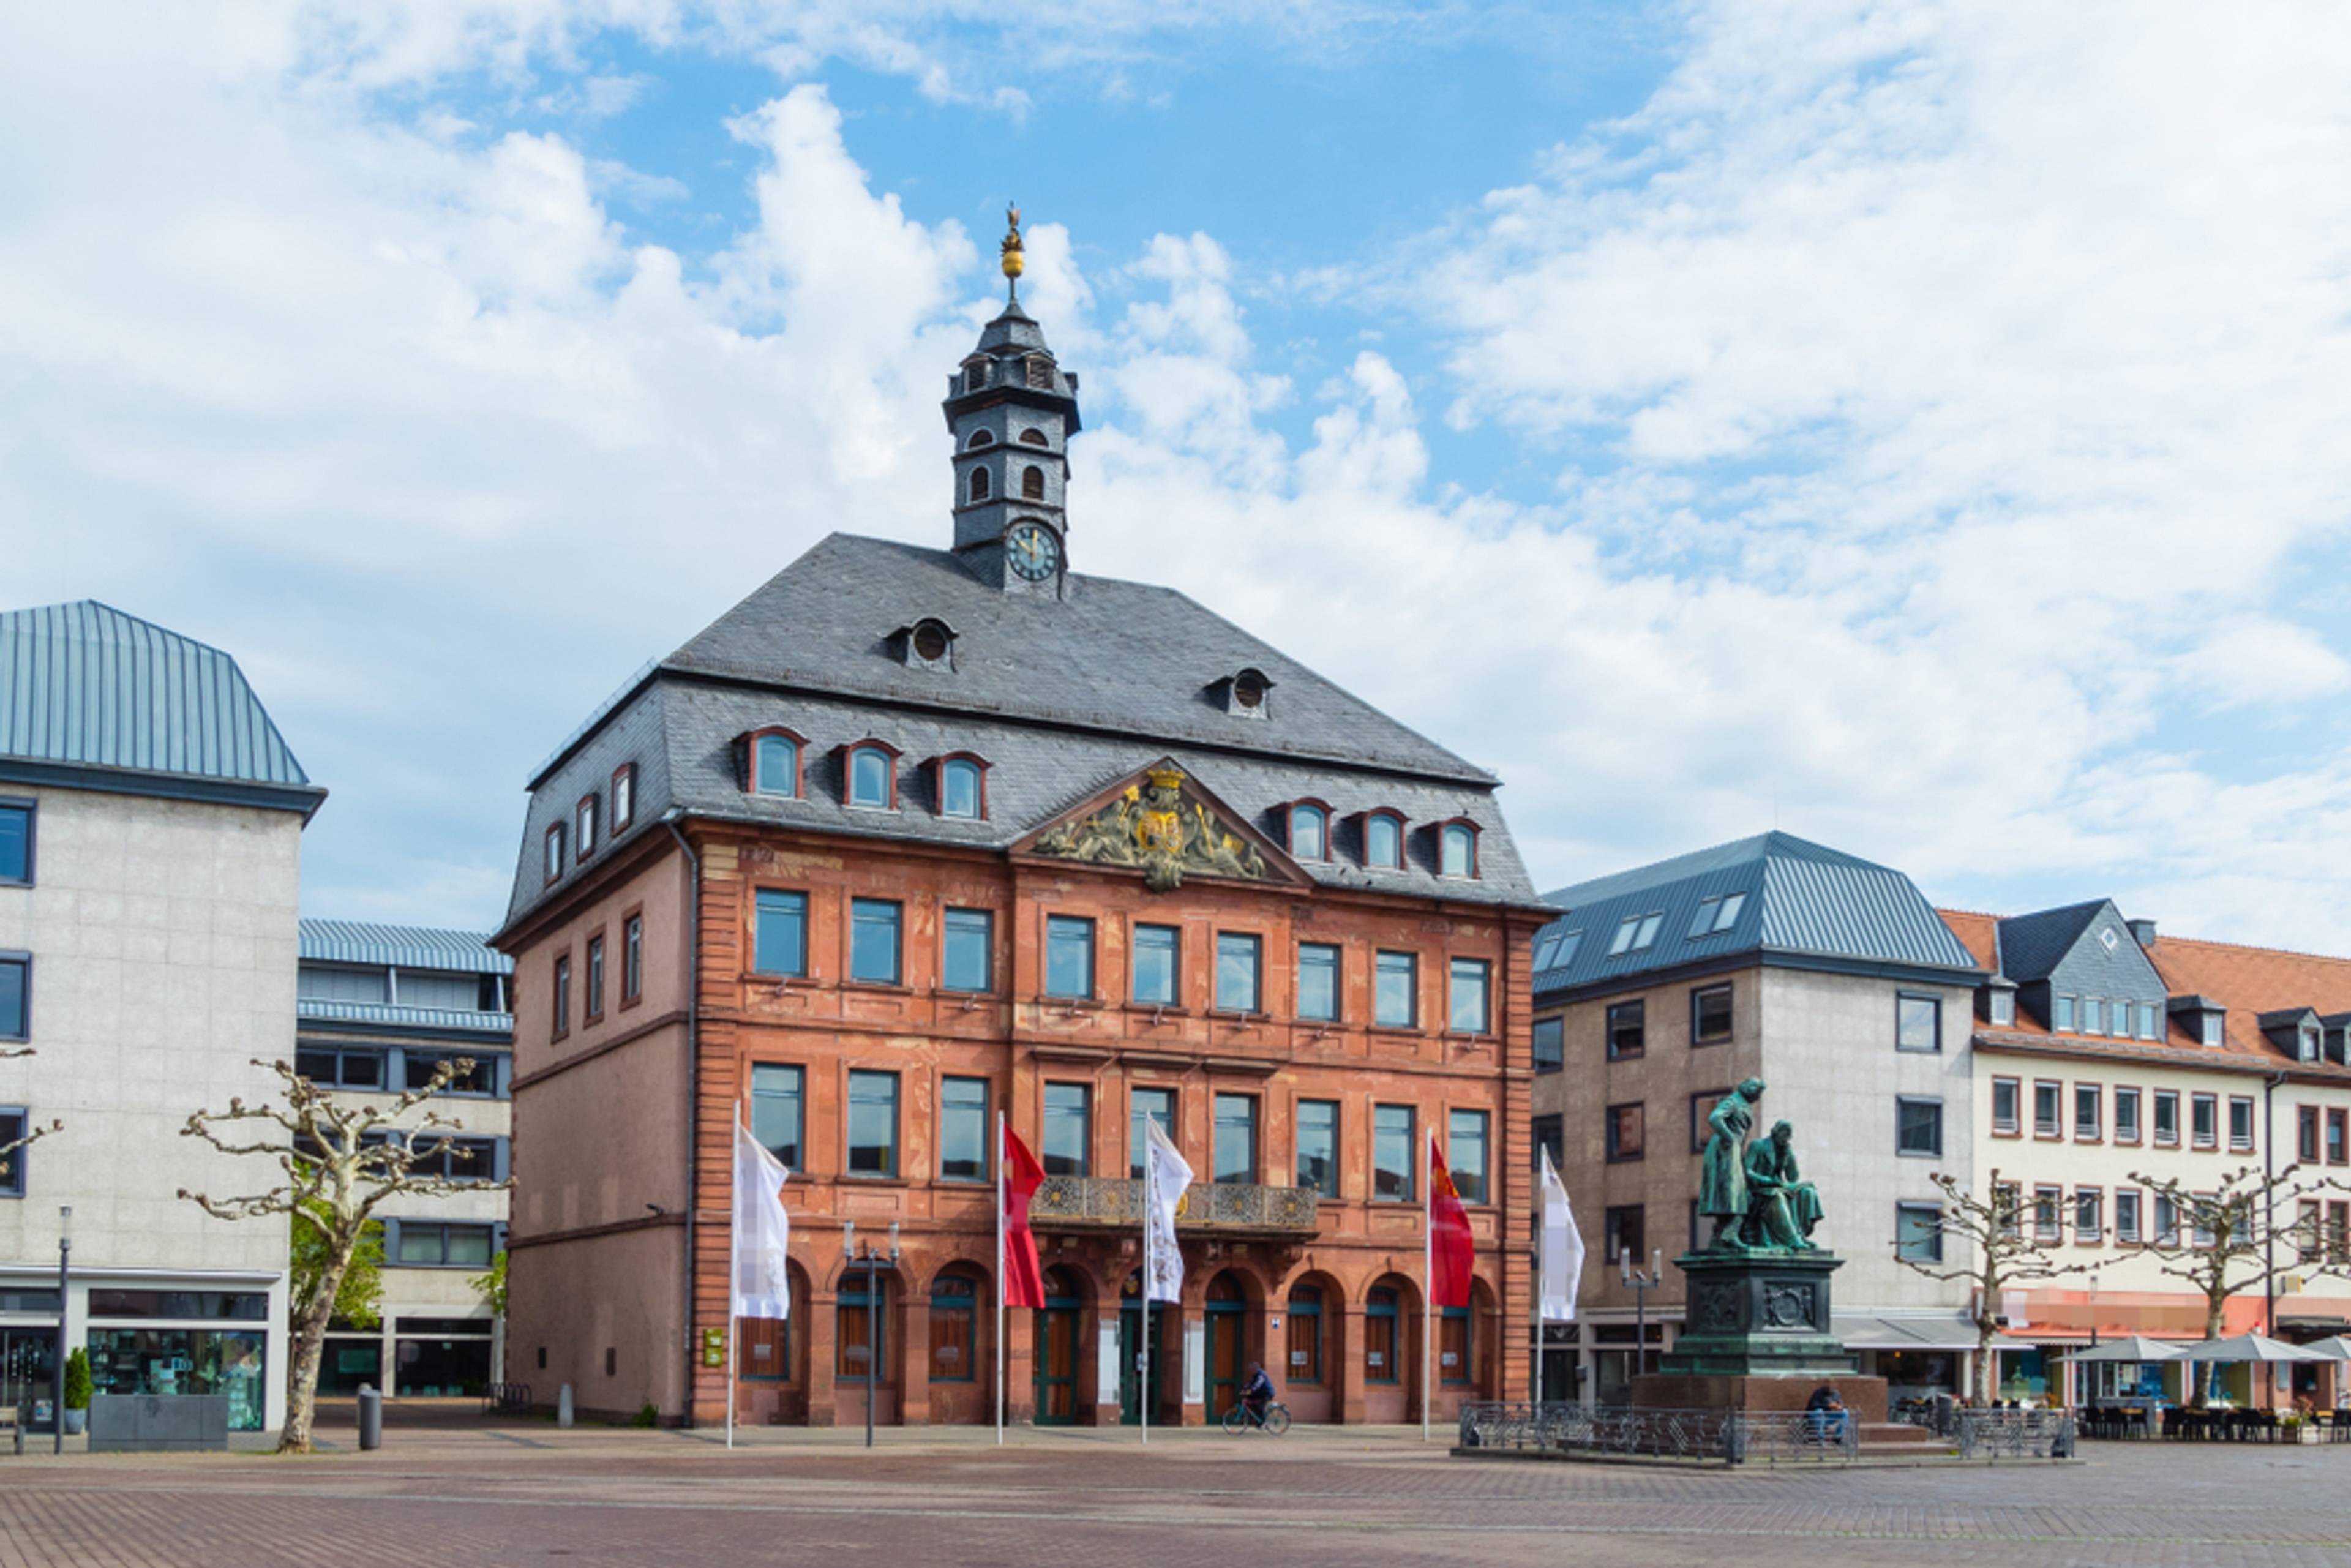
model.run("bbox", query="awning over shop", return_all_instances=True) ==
[1832,1312,1989,1353]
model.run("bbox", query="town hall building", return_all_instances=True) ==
[493,217,1553,1428]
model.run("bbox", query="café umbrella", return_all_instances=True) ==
[2177,1334,2328,1364]
[2067,1337,2188,1364]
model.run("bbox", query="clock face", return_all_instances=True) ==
[1007,522,1060,582]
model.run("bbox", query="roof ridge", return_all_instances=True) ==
[2152,931,2351,968]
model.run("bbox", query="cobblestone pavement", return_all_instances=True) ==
[5,1420,2351,1567]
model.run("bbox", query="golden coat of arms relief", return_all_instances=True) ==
[1032,765,1273,892]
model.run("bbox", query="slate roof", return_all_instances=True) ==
[503,535,1541,928]
[299,919,512,975]
[1530,831,1981,999]
[0,599,322,814]
[1987,899,2108,983]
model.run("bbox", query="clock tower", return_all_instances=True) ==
[944,205,1081,595]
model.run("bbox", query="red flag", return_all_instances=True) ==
[1002,1125,1048,1310]
[1428,1136,1475,1309]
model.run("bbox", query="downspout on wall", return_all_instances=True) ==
[664,810,700,1427]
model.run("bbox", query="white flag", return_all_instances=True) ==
[732,1120,792,1321]
[1143,1117,1193,1304]
[1539,1148,1584,1323]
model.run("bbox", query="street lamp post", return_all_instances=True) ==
[841,1221,901,1450]
[1621,1247,1663,1382]
[54,1206,71,1455]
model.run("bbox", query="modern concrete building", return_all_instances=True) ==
[495,247,1553,1428]
[1528,833,1984,1406]
[0,601,323,1435]
[296,920,512,1398]
[1941,902,2351,1408]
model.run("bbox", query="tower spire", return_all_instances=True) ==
[1000,203,1024,304]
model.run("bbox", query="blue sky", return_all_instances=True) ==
[6,1,2350,947]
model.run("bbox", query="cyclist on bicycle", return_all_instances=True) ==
[1240,1362,1275,1425]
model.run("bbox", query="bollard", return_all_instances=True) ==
[357,1384,383,1452]
[557,1382,574,1429]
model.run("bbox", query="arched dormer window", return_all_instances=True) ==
[1022,465,1046,500]
[937,754,987,820]
[1363,811,1404,871]
[969,467,991,503]
[1019,429,1049,446]
[748,729,805,799]
[966,429,996,449]
[1440,821,1480,879]
[1288,802,1329,861]
[845,741,900,810]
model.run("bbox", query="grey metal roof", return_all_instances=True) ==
[299,919,512,975]
[0,600,321,811]
[503,532,1542,929]
[296,999,514,1035]
[1530,831,1981,998]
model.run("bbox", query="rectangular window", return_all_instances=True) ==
[1685,893,1745,939]
[1897,994,1941,1052]
[394,1222,498,1268]
[2139,1003,2161,1041]
[543,824,564,884]
[1532,1016,1563,1073]
[2192,1197,2217,1250]
[1215,933,1262,1014]
[2115,1086,2141,1144]
[2115,1189,2142,1244]
[2228,1096,2255,1153]
[0,802,29,885]
[0,1107,26,1197]
[1372,1104,1415,1201]
[1374,951,1417,1027]
[942,907,993,993]
[2154,1193,2180,1247]
[1691,984,1733,1045]
[846,1071,898,1177]
[2033,1185,2064,1244]
[2154,1090,2181,1147]
[1131,924,1180,1007]
[551,955,569,1038]
[2300,1199,2325,1264]
[622,914,643,1002]
[1605,1101,1645,1163]
[405,1052,492,1095]
[1606,999,1646,1060]
[939,1076,989,1183]
[1042,1082,1090,1177]
[2298,1103,2323,1163]
[2074,1084,2101,1141]
[849,899,902,985]
[2084,997,2105,1036]
[752,890,809,978]
[2053,994,2075,1032]
[1895,1097,1943,1157]
[1992,1077,2020,1135]
[1690,1089,1732,1153]
[2034,1080,2061,1138]
[1045,916,1095,1000]
[610,763,634,831]
[1895,1202,1943,1263]
[1533,1113,1564,1172]
[2191,1093,2218,1150]
[2331,1108,2349,1166]
[1449,958,1491,1033]
[1213,1093,1257,1184]
[751,1064,803,1169]
[585,934,605,1021]
[294,1047,384,1089]
[1297,1098,1340,1198]
[1129,1086,1175,1179]
[1296,942,1338,1022]
[2201,1013,2224,1047]
[1604,1204,1644,1265]
[1608,912,1665,956]
[1994,1182,2022,1239]
[2075,1188,2104,1243]
[1449,1109,1490,1204]
[1989,989,2015,1027]
[2332,1202,2351,1264]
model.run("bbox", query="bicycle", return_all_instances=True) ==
[1221,1399,1292,1435]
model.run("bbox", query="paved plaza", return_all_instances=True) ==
[4,1412,2351,1567]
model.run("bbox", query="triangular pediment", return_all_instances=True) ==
[1013,759,1310,893]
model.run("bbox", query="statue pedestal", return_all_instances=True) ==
[1631,1250,1886,1423]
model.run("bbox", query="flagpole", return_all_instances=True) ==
[1422,1133,1433,1443]
[1141,1120,1152,1448]
[996,1110,1006,1447]
[727,1112,741,1451]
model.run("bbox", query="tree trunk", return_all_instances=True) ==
[279,1240,357,1454]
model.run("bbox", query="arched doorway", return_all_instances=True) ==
[834,1264,902,1426]
[926,1266,989,1425]
[1362,1272,1419,1424]
[1204,1271,1250,1418]
[1282,1274,1341,1424]
[1117,1269,1171,1425]
[1033,1266,1085,1425]
[737,1258,812,1425]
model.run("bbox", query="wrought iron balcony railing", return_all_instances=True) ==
[1028,1176,1318,1234]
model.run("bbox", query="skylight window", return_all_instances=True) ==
[1608,912,1665,956]
[1685,893,1747,940]
[1532,931,1564,970]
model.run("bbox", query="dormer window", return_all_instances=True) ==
[2172,995,2225,1048]
[575,795,598,861]
[1025,355,1052,389]
[1363,811,1404,870]
[963,362,988,392]
[966,429,996,449]
[1211,667,1275,719]
[937,756,986,820]
[2303,1027,2322,1063]
[748,728,804,799]
[1019,429,1049,446]
[1439,822,1479,879]
[2203,1013,2223,1046]
[890,617,958,672]
[1988,987,2016,1027]
[969,467,991,502]
[846,742,899,810]
[611,763,636,832]
[542,822,565,885]
[1288,803,1329,861]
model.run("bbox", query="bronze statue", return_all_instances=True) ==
[1697,1084,1826,1253]
[1742,1120,1823,1250]
[1699,1078,1765,1250]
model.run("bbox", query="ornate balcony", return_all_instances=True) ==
[1028,1177,1318,1236]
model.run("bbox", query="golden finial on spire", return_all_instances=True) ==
[1000,202,1024,300]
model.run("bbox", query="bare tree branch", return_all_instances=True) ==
[1892,1167,2096,1405]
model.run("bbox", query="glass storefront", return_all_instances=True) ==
[86,1328,269,1431]
[320,1337,383,1395]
